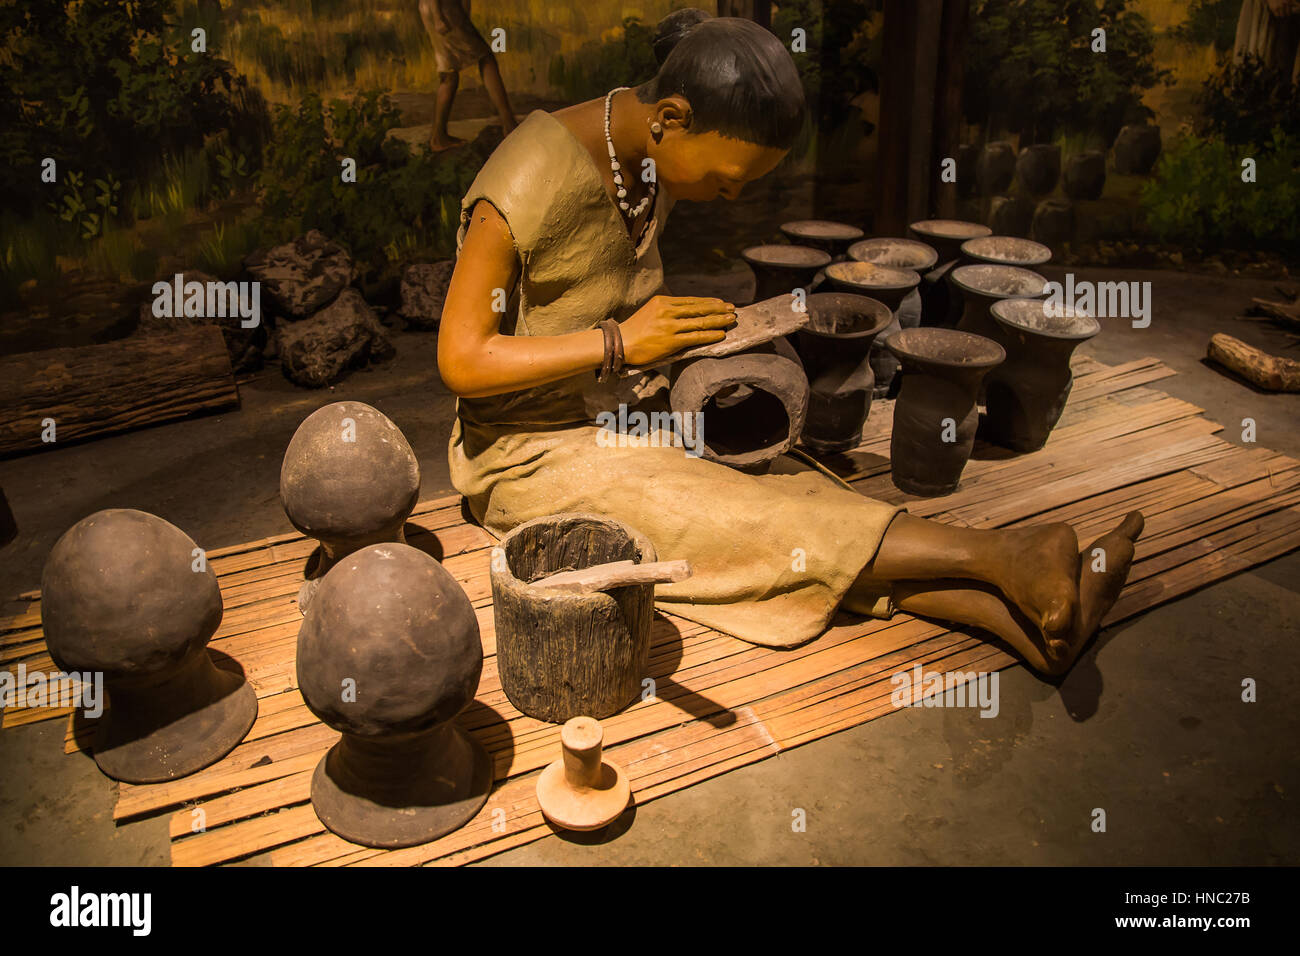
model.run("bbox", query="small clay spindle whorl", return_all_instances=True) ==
[297,542,491,848]
[280,401,420,612]
[40,509,258,783]
[537,717,631,831]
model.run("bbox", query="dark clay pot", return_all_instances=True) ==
[959,236,1052,268]
[740,244,831,304]
[847,238,939,274]
[40,509,258,783]
[949,264,1051,340]
[908,221,992,328]
[822,262,923,396]
[907,219,992,266]
[1015,144,1061,197]
[1064,150,1107,200]
[792,292,894,454]
[886,328,1005,497]
[669,337,809,473]
[297,542,491,848]
[981,298,1100,452]
[779,220,864,259]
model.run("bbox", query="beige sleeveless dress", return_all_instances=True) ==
[448,110,903,648]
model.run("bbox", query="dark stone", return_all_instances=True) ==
[1031,198,1076,249]
[886,329,1005,497]
[399,260,455,331]
[280,400,420,610]
[136,269,265,373]
[1063,150,1107,200]
[1016,144,1061,197]
[988,196,1035,238]
[491,514,657,723]
[1112,124,1162,176]
[669,342,809,473]
[40,509,258,783]
[793,293,893,453]
[297,543,491,848]
[740,245,831,304]
[976,141,1016,196]
[277,288,394,388]
[243,229,354,318]
[981,298,1100,452]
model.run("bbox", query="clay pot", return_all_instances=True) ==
[1064,150,1107,200]
[1112,124,1162,176]
[740,244,831,303]
[40,509,258,783]
[280,401,420,612]
[491,514,657,723]
[988,196,1035,238]
[976,141,1017,196]
[981,298,1100,452]
[949,264,1050,340]
[779,220,864,258]
[669,338,808,473]
[297,542,491,848]
[536,716,631,831]
[1031,198,1075,249]
[886,329,1006,497]
[792,293,893,453]
[1015,144,1061,197]
[846,239,937,383]
[959,236,1052,268]
[822,263,923,396]
[847,237,939,274]
[907,219,992,266]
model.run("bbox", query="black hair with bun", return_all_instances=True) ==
[637,15,807,150]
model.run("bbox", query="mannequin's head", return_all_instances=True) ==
[636,17,806,202]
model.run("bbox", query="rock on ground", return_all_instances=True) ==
[399,260,456,330]
[243,230,354,318]
[277,288,394,388]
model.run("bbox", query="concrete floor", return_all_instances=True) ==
[1,266,1297,866]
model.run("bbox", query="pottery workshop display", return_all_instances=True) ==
[40,509,258,783]
[740,244,831,303]
[959,236,1053,268]
[779,219,865,258]
[949,264,1051,340]
[886,328,1005,497]
[297,542,492,849]
[846,238,938,390]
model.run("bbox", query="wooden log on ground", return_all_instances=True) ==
[1207,332,1300,392]
[1250,297,1300,328]
[0,327,240,456]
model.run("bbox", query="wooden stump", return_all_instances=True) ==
[1207,333,1300,392]
[491,514,657,723]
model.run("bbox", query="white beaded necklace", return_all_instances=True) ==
[604,87,656,220]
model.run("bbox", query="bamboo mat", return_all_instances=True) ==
[3,355,1299,867]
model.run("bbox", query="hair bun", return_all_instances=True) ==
[653,8,712,65]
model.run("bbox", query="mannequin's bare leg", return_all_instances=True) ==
[858,513,1082,642]
[478,55,517,134]
[431,70,465,150]
[887,511,1144,676]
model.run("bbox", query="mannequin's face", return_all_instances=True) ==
[645,98,789,201]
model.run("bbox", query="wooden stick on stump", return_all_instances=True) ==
[531,559,692,593]
[1207,333,1300,392]
[0,326,240,456]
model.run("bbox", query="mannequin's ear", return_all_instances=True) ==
[655,96,694,133]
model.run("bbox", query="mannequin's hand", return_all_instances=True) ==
[619,296,737,366]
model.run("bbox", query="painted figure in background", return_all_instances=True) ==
[417,0,517,150]
[437,14,1144,677]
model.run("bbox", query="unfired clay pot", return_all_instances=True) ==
[847,238,937,388]
[40,509,258,783]
[886,328,1005,497]
[950,264,1051,340]
[822,262,923,396]
[669,338,808,473]
[779,220,865,258]
[492,514,657,723]
[297,542,491,848]
[793,292,894,454]
[847,238,939,274]
[907,219,992,266]
[908,221,993,329]
[280,401,420,611]
[959,236,1052,268]
[740,244,831,303]
[981,298,1100,452]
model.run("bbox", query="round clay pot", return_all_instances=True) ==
[1063,150,1106,200]
[792,292,893,453]
[981,298,1100,452]
[491,514,658,723]
[976,141,1017,196]
[822,263,923,396]
[886,329,1005,497]
[740,244,831,303]
[779,220,865,258]
[959,236,1052,268]
[907,219,992,266]
[297,542,491,848]
[1112,124,1162,176]
[669,340,809,473]
[281,401,420,611]
[1031,198,1075,249]
[949,264,1050,340]
[847,238,939,274]
[1015,144,1061,197]
[40,509,258,783]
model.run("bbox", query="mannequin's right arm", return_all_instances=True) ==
[438,200,735,399]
